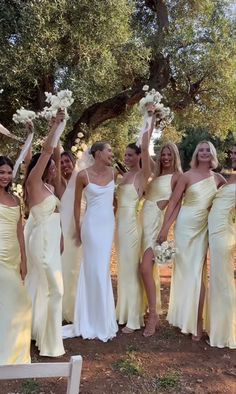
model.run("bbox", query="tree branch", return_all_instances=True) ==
[64,53,171,148]
[145,0,169,31]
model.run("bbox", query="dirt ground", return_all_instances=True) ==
[1,252,236,394]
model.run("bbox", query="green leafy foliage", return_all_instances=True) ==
[0,1,235,157]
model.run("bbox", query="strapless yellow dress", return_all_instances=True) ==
[141,174,173,313]
[167,176,217,335]
[115,183,143,329]
[29,195,65,356]
[208,183,236,348]
[0,204,31,364]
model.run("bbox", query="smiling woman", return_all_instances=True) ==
[0,156,31,365]
[140,142,182,337]
[158,141,226,341]
[63,140,118,342]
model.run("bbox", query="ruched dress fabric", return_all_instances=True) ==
[63,178,118,342]
[60,169,85,323]
[141,174,173,314]
[115,182,143,330]
[167,176,217,335]
[208,183,236,348]
[29,195,65,356]
[0,204,31,364]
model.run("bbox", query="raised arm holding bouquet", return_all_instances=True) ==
[23,109,66,357]
[115,100,156,334]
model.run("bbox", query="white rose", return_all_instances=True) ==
[142,85,149,91]
[162,241,169,248]
[71,146,77,153]
[81,143,88,152]
[77,132,84,138]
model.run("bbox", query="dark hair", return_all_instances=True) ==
[90,141,109,158]
[24,153,53,182]
[23,153,53,204]
[126,143,141,155]
[0,156,14,191]
[61,151,76,166]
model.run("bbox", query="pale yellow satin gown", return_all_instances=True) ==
[24,213,39,340]
[0,204,31,364]
[115,179,143,329]
[141,174,173,314]
[61,168,84,323]
[29,194,65,356]
[208,183,236,348]
[168,176,217,335]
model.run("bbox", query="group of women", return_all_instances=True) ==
[0,110,235,366]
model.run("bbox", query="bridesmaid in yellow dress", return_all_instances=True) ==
[25,136,58,339]
[207,143,236,348]
[53,148,82,323]
[115,123,153,333]
[140,143,182,336]
[158,141,226,340]
[24,110,65,357]
[0,156,31,364]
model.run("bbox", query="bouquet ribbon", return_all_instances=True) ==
[13,132,34,178]
[51,119,66,148]
[0,123,21,141]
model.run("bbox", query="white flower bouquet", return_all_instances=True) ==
[39,90,74,121]
[139,85,173,125]
[137,85,174,148]
[153,241,176,266]
[13,108,37,124]
[38,90,74,147]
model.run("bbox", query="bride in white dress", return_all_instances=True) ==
[63,141,118,342]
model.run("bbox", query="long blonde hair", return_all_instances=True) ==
[190,140,218,169]
[155,142,182,177]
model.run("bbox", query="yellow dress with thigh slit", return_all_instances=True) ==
[208,183,236,348]
[141,174,173,313]
[0,204,31,364]
[167,176,217,335]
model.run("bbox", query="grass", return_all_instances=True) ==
[20,379,41,394]
[113,353,143,376]
[156,371,181,390]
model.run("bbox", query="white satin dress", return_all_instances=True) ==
[63,171,118,342]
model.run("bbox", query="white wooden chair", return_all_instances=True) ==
[0,355,82,394]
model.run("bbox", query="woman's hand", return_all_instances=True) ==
[20,260,27,281]
[25,120,34,134]
[54,109,65,126]
[73,228,82,247]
